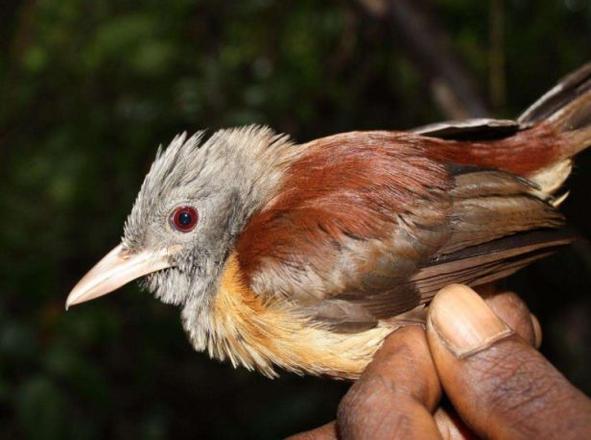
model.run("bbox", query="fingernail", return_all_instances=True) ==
[530,313,543,349]
[429,284,513,358]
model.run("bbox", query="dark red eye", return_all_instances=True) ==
[171,206,198,232]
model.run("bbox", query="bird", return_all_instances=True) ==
[67,64,591,380]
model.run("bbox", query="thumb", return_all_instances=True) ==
[427,284,591,440]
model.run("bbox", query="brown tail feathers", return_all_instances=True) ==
[426,63,591,193]
[520,62,591,160]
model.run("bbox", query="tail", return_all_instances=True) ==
[518,63,591,197]
[421,63,591,192]
[519,62,591,157]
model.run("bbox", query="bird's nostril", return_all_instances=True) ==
[118,247,133,259]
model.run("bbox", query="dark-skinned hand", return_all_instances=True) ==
[288,284,591,440]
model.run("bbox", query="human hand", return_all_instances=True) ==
[288,284,591,439]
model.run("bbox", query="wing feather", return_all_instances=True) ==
[235,132,572,331]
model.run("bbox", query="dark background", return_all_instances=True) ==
[1,0,591,438]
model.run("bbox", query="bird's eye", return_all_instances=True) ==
[171,206,198,232]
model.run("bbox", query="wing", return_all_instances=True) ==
[235,132,571,331]
[411,228,575,299]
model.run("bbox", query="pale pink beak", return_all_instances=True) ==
[66,244,174,310]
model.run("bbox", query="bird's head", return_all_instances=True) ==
[66,126,296,310]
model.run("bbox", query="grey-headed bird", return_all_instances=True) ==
[67,64,591,379]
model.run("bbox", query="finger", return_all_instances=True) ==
[483,290,539,346]
[433,408,476,440]
[337,326,442,440]
[427,284,591,440]
[285,421,337,440]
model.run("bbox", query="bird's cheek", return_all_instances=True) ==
[146,268,193,305]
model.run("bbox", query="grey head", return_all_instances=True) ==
[65,125,298,310]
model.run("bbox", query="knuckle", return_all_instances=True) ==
[336,377,383,433]
[469,342,568,430]
[336,376,413,440]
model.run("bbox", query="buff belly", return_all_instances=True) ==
[185,253,398,379]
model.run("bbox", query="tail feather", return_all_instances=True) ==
[520,62,591,158]
[519,63,591,126]
[515,63,591,197]
[418,64,591,198]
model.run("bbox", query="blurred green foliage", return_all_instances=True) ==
[1,0,591,438]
